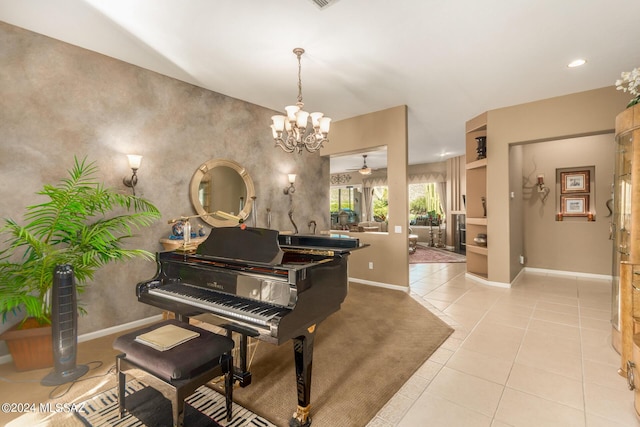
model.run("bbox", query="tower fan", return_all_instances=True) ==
[41,264,89,386]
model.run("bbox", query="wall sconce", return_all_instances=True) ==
[536,175,545,191]
[284,174,296,195]
[536,174,550,200]
[123,154,142,196]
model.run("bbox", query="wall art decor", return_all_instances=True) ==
[561,195,590,216]
[561,170,590,194]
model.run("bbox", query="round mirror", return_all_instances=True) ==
[189,159,255,227]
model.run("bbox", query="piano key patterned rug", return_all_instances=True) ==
[75,379,276,427]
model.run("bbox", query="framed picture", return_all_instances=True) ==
[561,170,590,194]
[561,195,589,216]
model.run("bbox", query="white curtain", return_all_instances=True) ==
[363,187,373,221]
[435,181,446,215]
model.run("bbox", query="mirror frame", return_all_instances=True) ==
[189,158,255,227]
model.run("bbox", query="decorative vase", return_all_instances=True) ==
[171,220,184,238]
[475,136,487,160]
[338,210,349,229]
[474,233,487,247]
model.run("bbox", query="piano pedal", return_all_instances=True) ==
[233,367,252,387]
[205,376,226,391]
[289,405,311,427]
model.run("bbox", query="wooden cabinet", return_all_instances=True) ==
[612,113,634,354]
[465,112,488,279]
[614,103,640,416]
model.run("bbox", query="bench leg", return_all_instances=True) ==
[116,354,126,418]
[172,399,184,427]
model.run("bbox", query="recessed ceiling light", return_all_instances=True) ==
[568,59,587,68]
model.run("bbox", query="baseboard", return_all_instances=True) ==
[0,314,163,367]
[511,266,526,284]
[348,277,409,293]
[523,267,612,281]
[463,267,612,290]
[77,314,163,343]
[464,273,512,288]
[0,353,11,366]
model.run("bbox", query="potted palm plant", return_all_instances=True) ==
[0,156,161,370]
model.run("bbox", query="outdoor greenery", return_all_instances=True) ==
[372,186,388,221]
[329,183,441,225]
[409,183,442,223]
[329,187,356,213]
[0,157,161,324]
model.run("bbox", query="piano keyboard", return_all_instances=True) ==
[149,282,291,326]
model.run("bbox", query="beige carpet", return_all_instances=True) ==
[232,282,453,427]
[1,282,452,427]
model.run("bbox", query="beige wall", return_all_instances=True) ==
[0,22,330,355]
[322,106,409,288]
[520,135,614,273]
[487,86,629,283]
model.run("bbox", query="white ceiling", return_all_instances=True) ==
[2,0,640,173]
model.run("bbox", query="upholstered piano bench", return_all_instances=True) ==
[113,319,234,427]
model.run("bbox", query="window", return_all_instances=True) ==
[330,187,356,212]
[372,186,389,222]
[409,183,443,225]
[330,186,360,226]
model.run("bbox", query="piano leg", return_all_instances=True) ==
[290,326,316,427]
[225,329,253,387]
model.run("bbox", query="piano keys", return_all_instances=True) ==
[136,227,364,427]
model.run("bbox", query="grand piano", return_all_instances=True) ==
[136,226,363,427]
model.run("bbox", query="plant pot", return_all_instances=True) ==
[0,318,53,371]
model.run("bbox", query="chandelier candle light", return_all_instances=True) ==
[271,48,331,154]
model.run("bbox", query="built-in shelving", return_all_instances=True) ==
[466,218,487,226]
[465,158,487,170]
[465,112,488,279]
[466,245,488,256]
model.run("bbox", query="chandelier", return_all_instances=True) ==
[271,48,331,154]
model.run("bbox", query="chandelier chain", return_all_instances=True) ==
[296,49,304,105]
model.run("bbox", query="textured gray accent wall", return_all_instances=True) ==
[0,21,329,349]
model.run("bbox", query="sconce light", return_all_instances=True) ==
[284,174,296,195]
[536,174,550,200]
[123,154,142,196]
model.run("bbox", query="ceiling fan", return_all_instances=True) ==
[348,154,373,176]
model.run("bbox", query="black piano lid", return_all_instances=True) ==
[196,227,284,265]
[194,227,363,266]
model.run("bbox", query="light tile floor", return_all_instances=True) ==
[367,262,640,427]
